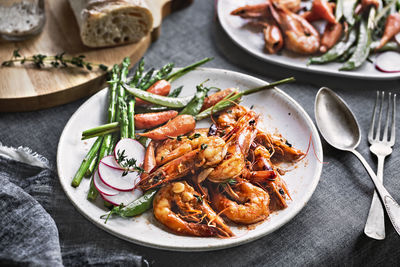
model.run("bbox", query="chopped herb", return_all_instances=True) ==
[279,188,285,195]
[194,195,203,203]
[219,179,237,189]
[285,140,292,147]
[250,105,254,109]
[227,179,237,185]
[200,144,208,150]
[249,119,256,125]
[177,135,183,141]
[193,133,201,138]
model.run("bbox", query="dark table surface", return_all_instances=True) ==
[1,1,400,266]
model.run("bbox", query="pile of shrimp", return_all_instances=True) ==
[138,105,305,237]
[230,0,399,55]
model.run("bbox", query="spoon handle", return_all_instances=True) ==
[351,150,400,236]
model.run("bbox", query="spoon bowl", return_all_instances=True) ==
[315,87,361,151]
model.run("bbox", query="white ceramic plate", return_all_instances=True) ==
[217,0,400,80]
[57,68,323,251]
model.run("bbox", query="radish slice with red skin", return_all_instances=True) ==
[114,138,145,170]
[375,51,400,73]
[98,162,141,191]
[100,189,143,206]
[93,170,119,196]
[100,155,124,170]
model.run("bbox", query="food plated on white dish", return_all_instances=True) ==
[57,59,323,251]
[218,0,400,79]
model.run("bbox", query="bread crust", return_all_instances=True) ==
[68,0,153,47]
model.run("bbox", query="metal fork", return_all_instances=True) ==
[364,91,397,240]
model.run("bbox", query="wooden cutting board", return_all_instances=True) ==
[0,0,192,112]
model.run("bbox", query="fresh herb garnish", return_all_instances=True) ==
[177,135,183,141]
[116,149,145,176]
[219,178,237,189]
[194,194,203,203]
[2,49,108,71]
[200,144,208,150]
[188,133,201,140]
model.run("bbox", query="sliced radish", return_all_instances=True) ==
[98,162,141,191]
[395,33,400,46]
[93,170,119,196]
[375,51,400,73]
[100,155,123,170]
[114,138,145,170]
[100,189,143,206]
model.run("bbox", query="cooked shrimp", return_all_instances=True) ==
[230,3,269,19]
[273,0,301,13]
[255,131,304,164]
[153,181,233,237]
[243,145,278,183]
[139,136,227,190]
[207,107,259,182]
[263,22,284,54]
[272,6,320,54]
[210,179,270,224]
[155,129,209,166]
[252,21,284,54]
[217,105,249,131]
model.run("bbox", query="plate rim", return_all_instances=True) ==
[57,67,323,251]
[217,0,400,80]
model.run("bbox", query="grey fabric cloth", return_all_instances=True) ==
[1,0,400,266]
[0,156,146,267]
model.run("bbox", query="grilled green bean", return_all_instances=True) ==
[309,27,357,64]
[340,13,373,71]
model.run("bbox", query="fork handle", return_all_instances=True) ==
[364,155,386,240]
[351,150,400,237]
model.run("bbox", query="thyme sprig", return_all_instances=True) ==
[116,149,145,176]
[2,49,108,71]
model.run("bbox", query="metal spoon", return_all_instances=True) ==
[315,87,400,236]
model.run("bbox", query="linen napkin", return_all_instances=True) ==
[0,143,148,266]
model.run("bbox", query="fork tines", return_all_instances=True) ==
[368,91,397,145]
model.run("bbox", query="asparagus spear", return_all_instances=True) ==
[137,68,155,90]
[87,135,112,200]
[84,154,98,177]
[141,63,174,90]
[129,58,144,87]
[86,65,120,198]
[128,99,135,138]
[116,58,131,139]
[71,136,103,187]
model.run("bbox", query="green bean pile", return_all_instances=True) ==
[309,0,400,70]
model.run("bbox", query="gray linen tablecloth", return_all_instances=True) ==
[1,1,400,266]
